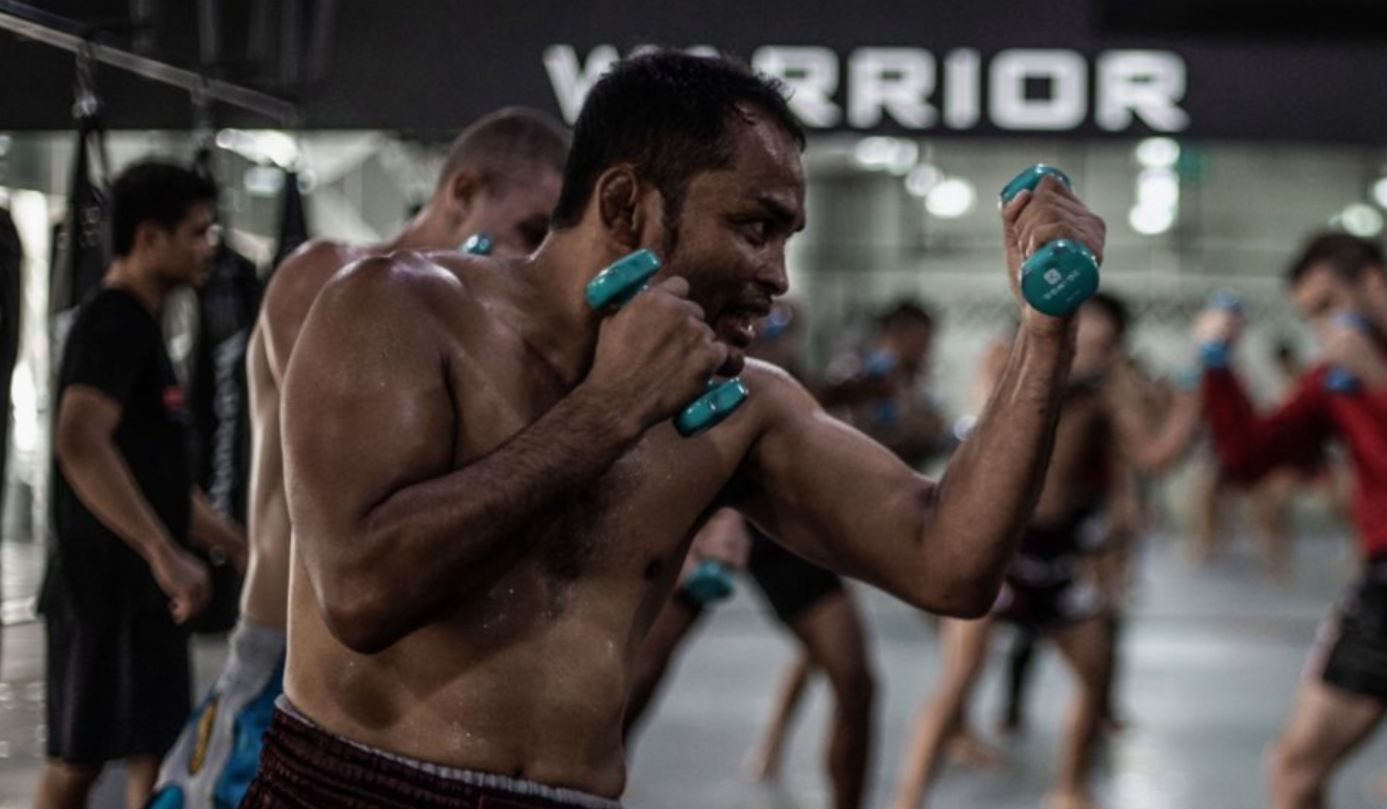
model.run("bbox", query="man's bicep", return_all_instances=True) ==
[56,386,122,446]
[735,370,932,582]
[281,277,457,542]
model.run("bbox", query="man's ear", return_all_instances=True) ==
[593,165,647,250]
[445,169,484,219]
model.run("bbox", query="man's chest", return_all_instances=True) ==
[448,345,751,577]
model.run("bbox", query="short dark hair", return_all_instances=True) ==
[550,50,805,243]
[437,107,569,195]
[877,299,935,331]
[110,160,218,257]
[1083,291,1130,341]
[1286,232,1384,286]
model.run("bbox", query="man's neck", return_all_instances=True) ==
[515,231,618,389]
[104,259,168,314]
[387,202,464,254]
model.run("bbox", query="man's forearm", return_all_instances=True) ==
[925,321,1072,592]
[58,439,180,565]
[189,490,245,557]
[329,384,639,643]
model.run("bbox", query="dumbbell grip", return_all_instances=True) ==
[585,250,750,437]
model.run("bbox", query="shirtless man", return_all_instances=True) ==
[149,108,568,809]
[891,292,1200,809]
[244,51,1106,808]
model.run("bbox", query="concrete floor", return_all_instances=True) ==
[0,532,1383,808]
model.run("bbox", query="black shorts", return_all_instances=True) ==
[243,703,622,808]
[746,523,844,626]
[992,574,1101,633]
[1320,567,1387,702]
[44,598,190,764]
[991,521,1102,632]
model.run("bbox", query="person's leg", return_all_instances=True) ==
[1268,679,1384,809]
[32,760,101,809]
[1000,627,1038,734]
[746,651,814,782]
[623,594,706,741]
[890,617,994,809]
[784,590,875,809]
[125,756,159,809]
[1248,471,1294,584]
[1188,461,1224,565]
[1047,616,1111,809]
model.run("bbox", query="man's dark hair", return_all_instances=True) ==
[110,160,218,257]
[437,107,569,195]
[550,50,805,249]
[877,299,935,332]
[1084,291,1130,341]
[1286,231,1384,286]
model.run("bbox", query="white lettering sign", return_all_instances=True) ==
[545,45,1189,133]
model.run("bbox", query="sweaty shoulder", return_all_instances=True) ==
[740,358,821,431]
[263,240,361,325]
[309,250,470,334]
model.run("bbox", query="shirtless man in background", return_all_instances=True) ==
[150,108,567,809]
[245,51,1106,808]
[891,292,1200,809]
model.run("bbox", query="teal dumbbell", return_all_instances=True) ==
[1000,165,1100,317]
[585,250,749,437]
[1325,312,1371,394]
[680,559,736,605]
[462,232,493,256]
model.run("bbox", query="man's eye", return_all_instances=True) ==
[743,220,769,245]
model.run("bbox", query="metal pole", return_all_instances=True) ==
[0,0,299,124]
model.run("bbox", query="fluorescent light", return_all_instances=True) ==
[926,177,976,219]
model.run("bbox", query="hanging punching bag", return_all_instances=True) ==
[269,169,309,276]
[0,207,22,527]
[50,111,110,347]
[183,148,260,635]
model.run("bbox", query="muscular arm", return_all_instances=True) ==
[1201,367,1333,484]
[735,323,1073,617]
[284,259,641,654]
[55,387,183,566]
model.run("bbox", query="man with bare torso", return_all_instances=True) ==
[243,51,1107,808]
[149,108,567,809]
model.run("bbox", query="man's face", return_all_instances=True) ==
[1291,263,1383,342]
[891,321,933,373]
[654,108,806,374]
[469,169,562,258]
[150,201,218,287]
[1073,303,1120,378]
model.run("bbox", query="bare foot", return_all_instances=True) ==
[1374,774,1387,801]
[947,731,1006,771]
[1045,789,1103,809]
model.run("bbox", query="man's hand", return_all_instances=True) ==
[1000,176,1106,333]
[584,276,731,432]
[1193,306,1245,347]
[683,509,751,579]
[151,547,211,624]
[1322,314,1387,389]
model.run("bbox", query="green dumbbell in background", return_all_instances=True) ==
[585,250,749,437]
[1000,165,1100,317]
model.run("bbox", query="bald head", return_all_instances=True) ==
[437,107,569,196]
[432,107,569,256]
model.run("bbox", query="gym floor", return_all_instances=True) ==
[0,533,1382,809]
